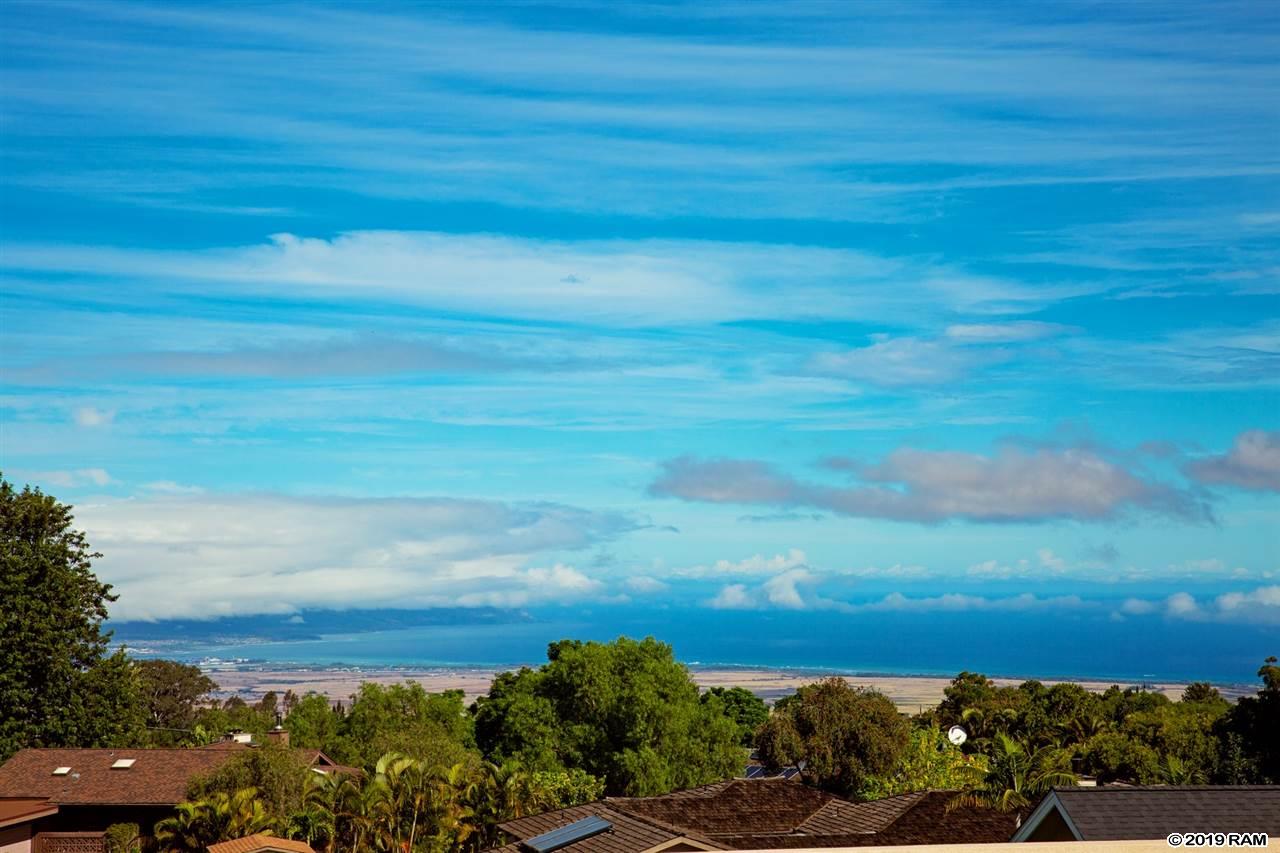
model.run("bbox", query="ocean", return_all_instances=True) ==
[120,606,1275,686]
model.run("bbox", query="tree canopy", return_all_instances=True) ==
[756,677,909,798]
[473,637,742,795]
[0,476,142,759]
[701,686,769,747]
[136,659,217,745]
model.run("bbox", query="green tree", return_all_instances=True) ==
[755,677,909,798]
[104,823,141,853]
[286,692,343,752]
[473,637,742,796]
[0,477,143,759]
[953,733,1076,813]
[1182,682,1224,704]
[1217,655,1280,783]
[334,683,474,769]
[155,787,277,852]
[1079,731,1160,784]
[701,686,768,747]
[135,659,217,745]
[861,725,987,799]
[188,742,312,825]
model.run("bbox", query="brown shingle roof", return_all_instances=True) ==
[1025,785,1280,841]
[610,779,835,836]
[207,834,316,853]
[496,780,1016,852]
[500,803,725,853]
[0,749,239,805]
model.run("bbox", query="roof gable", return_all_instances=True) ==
[1014,786,1280,841]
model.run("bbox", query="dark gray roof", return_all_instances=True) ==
[1017,786,1280,841]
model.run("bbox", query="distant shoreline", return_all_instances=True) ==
[206,663,1257,711]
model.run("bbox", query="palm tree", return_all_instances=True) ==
[155,788,277,852]
[951,733,1077,813]
[1160,755,1207,785]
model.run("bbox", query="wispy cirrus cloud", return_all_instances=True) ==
[650,441,1209,524]
[0,231,1085,328]
[3,2,1276,219]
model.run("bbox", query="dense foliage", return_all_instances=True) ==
[756,677,910,797]
[701,686,769,747]
[473,637,742,795]
[0,477,143,760]
[165,753,604,853]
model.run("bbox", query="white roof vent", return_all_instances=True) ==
[111,758,136,769]
[53,766,71,776]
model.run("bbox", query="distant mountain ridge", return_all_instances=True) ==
[109,607,528,645]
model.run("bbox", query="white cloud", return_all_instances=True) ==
[24,468,112,488]
[761,568,814,609]
[945,322,1079,342]
[672,548,808,578]
[652,441,1208,524]
[0,231,1098,331]
[76,492,637,620]
[1165,592,1201,616]
[707,584,754,610]
[1120,598,1157,615]
[857,591,1084,613]
[1185,429,1280,492]
[807,337,1005,387]
[624,575,670,594]
[73,406,113,427]
[1038,548,1067,572]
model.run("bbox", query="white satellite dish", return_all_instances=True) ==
[947,725,968,746]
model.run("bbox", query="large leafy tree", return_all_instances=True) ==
[285,692,343,752]
[188,742,313,825]
[135,659,217,745]
[333,683,475,769]
[701,686,768,747]
[0,476,142,759]
[756,677,909,798]
[1217,656,1280,783]
[473,637,742,796]
[861,725,987,799]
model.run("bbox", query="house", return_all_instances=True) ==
[1012,785,1280,842]
[492,778,1017,852]
[0,741,353,852]
[207,835,316,853]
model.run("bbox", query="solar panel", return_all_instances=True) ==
[523,816,612,853]
[743,765,767,778]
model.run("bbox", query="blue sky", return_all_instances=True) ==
[1,1,1277,632]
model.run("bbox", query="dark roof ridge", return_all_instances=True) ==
[600,799,723,843]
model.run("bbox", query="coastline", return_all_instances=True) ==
[207,664,1256,711]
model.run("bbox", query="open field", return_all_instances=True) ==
[208,666,1251,711]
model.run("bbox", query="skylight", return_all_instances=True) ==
[110,758,136,769]
[52,766,71,775]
